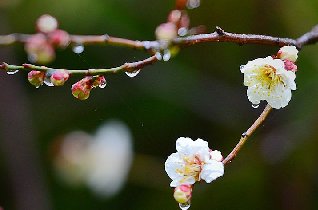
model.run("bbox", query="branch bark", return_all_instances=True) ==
[222,104,273,165]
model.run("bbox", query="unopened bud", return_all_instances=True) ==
[36,14,58,33]
[155,23,177,42]
[284,60,297,72]
[71,77,92,100]
[51,69,70,86]
[49,29,70,48]
[92,75,106,88]
[277,46,298,62]
[28,70,45,87]
[173,184,192,204]
[25,34,55,64]
[168,10,190,30]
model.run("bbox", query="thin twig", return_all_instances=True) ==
[0,55,158,75]
[222,104,273,165]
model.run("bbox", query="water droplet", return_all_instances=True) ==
[178,27,188,37]
[179,202,191,210]
[163,50,171,62]
[252,104,259,109]
[99,81,107,88]
[155,52,162,60]
[44,77,54,86]
[125,69,141,78]
[72,44,84,54]
[241,132,247,138]
[240,65,245,71]
[7,70,19,75]
[143,41,151,50]
[35,85,40,89]
[187,0,200,9]
[28,54,37,63]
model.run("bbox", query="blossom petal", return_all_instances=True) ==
[200,160,224,183]
[165,153,184,180]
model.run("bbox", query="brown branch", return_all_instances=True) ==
[222,104,273,165]
[2,25,318,50]
[174,27,297,47]
[296,24,318,48]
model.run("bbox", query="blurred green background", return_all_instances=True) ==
[1,0,318,209]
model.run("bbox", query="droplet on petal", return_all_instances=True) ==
[125,69,141,78]
[99,81,107,88]
[179,202,191,210]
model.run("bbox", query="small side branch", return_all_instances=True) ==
[222,104,273,165]
[296,24,318,48]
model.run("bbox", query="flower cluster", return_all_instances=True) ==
[25,14,70,64]
[240,46,298,109]
[165,137,224,207]
[28,69,69,88]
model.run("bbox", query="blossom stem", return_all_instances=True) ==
[222,104,273,165]
[0,56,158,75]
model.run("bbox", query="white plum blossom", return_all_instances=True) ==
[277,46,298,62]
[165,137,224,187]
[241,56,297,109]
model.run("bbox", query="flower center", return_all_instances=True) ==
[258,65,282,90]
[177,156,202,181]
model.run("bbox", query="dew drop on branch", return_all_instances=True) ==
[163,50,171,62]
[178,27,188,37]
[143,41,151,50]
[72,44,84,54]
[155,52,162,60]
[7,70,19,75]
[44,77,54,86]
[125,69,141,78]
[179,202,191,210]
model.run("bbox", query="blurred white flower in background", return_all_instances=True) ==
[53,120,133,198]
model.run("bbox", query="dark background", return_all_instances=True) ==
[0,0,318,209]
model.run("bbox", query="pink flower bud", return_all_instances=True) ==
[36,14,58,33]
[25,34,55,64]
[277,46,298,62]
[71,77,93,100]
[173,184,192,204]
[51,69,70,86]
[168,10,190,30]
[28,70,45,87]
[155,23,177,42]
[284,60,297,72]
[49,29,70,48]
[92,75,106,88]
